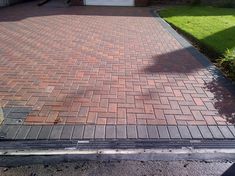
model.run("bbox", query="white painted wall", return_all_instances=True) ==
[85,0,134,6]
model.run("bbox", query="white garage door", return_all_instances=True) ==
[85,0,134,6]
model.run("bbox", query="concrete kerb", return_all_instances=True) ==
[0,148,235,166]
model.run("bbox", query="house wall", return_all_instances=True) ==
[135,0,149,6]
[70,0,149,6]
[0,0,29,7]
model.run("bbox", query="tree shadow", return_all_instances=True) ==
[204,74,235,124]
[143,47,204,74]
[201,26,235,53]
[222,163,235,176]
[143,47,235,123]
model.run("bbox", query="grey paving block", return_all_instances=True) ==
[10,107,31,113]
[83,125,95,139]
[168,126,181,139]
[208,126,224,139]
[218,126,234,139]
[198,126,213,139]
[7,112,28,119]
[178,126,192,139]
[158,126,170,139]
[72,125,84,139]
[95,125,105,139]
[26,126,42,140]
[38,126,52,140]
[50,125,63,139]
[0,125,9,139]
[228,126,235,137]
[188,126,202,139]
[3,118,24,125]
[117,125,127,139]
[106,125,116,139]
[147,126,159,138]
[127,125,137,139]
[60,125,74,140]
[137,125,148,138]
[6,125,21,139]
[2,108,12,117]
[15,125,31,139]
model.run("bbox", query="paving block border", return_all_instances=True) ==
[1,124,235,140]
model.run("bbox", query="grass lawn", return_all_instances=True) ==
[159,6,235,56]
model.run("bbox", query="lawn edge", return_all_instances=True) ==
[158,8,235,81]
[152,9,235,95]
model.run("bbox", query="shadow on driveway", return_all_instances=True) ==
[143,47,235,124]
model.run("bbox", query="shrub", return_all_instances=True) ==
[219,0,234,8]
[218,49,235,80]
[191,0,201,5]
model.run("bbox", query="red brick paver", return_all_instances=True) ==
[0,2,234,125]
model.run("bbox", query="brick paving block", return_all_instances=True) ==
[137,125,148,138]
[15,125,31,139]
[228,126,235,137]
[168,126,181,139]
[192,111,204,121]
[60,125,74,139]
[188,126,202,139]
[147,126,159,138]
[38,125,53,140]
[26,126,42,140]
[117,125,127,139]
[83,125,95,139]
[127,125,137,139]
[72,125,84,139]
[158,126,170,139]
[198,126,213,139]
[6,125,21,139]
[218,126,234,139]
[178,126,192,139]
[208,126,224,139]
[50,125,63,139]
[0,4,235,127]
[106,125,116,139]
[95,125,105,139]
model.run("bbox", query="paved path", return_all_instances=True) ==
[0,2,235,140]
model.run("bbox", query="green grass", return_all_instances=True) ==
[159,6,235,55]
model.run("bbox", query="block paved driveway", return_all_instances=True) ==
[0,2,235,140]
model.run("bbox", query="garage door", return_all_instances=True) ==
[85,0,134,6]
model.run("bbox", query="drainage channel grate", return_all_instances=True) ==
[1,139,235,150]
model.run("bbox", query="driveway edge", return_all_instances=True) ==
[152,9,235,96]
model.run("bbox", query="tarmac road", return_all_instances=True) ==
[0,160,234,176]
